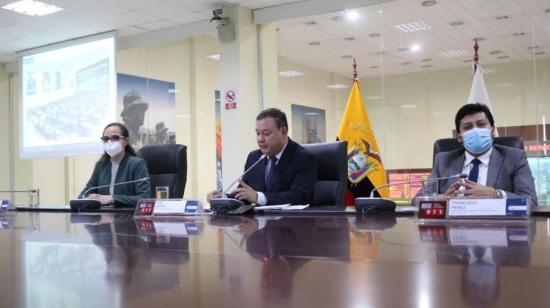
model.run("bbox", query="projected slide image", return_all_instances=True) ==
[117,73,176,148]
[26,60,110,143]
[21,35,116,158]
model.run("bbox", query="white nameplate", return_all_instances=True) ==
[152,221,189,236]
[153,200,187,215]
[449,228,508,246]
[449,198,507,217]
[0,199,12,211]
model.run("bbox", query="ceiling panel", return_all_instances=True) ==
[0,0,296,61]
[278,0,550,78]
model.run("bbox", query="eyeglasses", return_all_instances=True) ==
[100,135,126,143]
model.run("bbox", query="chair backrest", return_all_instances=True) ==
[302,141,348,207]
[433,136,524,163]
[137,144,187,198]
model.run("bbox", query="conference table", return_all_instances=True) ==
[1,208,550,307]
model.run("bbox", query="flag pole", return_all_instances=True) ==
[352,57,358,81]
[473,39,479,73]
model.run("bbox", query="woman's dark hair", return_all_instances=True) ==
[99,122,136,161]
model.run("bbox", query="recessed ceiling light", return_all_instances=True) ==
[344,37,355,41]
[2,0,63,16]
[513,32,525,36]
[421,1,437,7]
[397,47,409,52]
[326,84,349,89]
[331,15,344,22]
[442,49,468,58]
[305,21,317,26]
[344,10,360,21]
[341,55,353,59]
[400,104,417,109]
[473,37,485,41]
[496,15,509,20]
[279,70,304,77]
[489,50,502,55]
[421,64,432,68]
[421,58,432,62]
[496,55,510,59]
[304,112,319,115]
[366,96,384,100]
[370,65,380,69]
[308,41,321,46]
[449,21,464,26]
[369,33,381,38]
[207,54,220,61]
[410,44,421,52]
[395,21,431,32]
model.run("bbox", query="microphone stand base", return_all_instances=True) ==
[355,197,396,215]
[69,199,102,212]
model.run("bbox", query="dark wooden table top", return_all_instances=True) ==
[1,211,549,307]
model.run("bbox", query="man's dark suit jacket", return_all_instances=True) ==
[241,138,318,205]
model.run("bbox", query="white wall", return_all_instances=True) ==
[0,65,10,194]
[363,59,550,170]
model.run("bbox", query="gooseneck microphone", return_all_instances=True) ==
[369,173,468,198]
[356,173,468,214]
[78,177,150,199]
[210,154,267,215]
[70,177,150,212]
[222,154,266,195]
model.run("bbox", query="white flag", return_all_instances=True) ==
[467,65,491,107]
[467,65,498,135]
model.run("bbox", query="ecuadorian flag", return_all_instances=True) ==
[337,78,388,205]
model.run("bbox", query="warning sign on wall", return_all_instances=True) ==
[224,89,237,110]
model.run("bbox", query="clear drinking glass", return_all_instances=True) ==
[155,186,169,199]
[28,189,39,208]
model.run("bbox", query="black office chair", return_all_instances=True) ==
[137,144,187,198]
[433,136,524,163]
[303,141,348,207]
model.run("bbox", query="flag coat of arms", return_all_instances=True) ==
[337,79,388,202]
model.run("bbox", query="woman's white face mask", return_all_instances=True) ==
[104,140,123,157]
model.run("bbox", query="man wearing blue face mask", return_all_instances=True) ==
[416,103,537,206]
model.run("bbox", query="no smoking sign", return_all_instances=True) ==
[224,89,238,110]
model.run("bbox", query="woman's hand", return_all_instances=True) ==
[87,194,114,205]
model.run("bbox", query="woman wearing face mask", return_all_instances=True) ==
[80,123,150,207]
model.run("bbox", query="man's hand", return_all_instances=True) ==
[462,179,497,197]
[233,180,258,203]
[443,180,463,196]
[87,194,114,205]
[207,190,223,202]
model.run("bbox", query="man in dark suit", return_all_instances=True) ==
[208,108,318,205]
[415,103,537,206]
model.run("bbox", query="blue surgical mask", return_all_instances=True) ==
[462,128,493,154]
